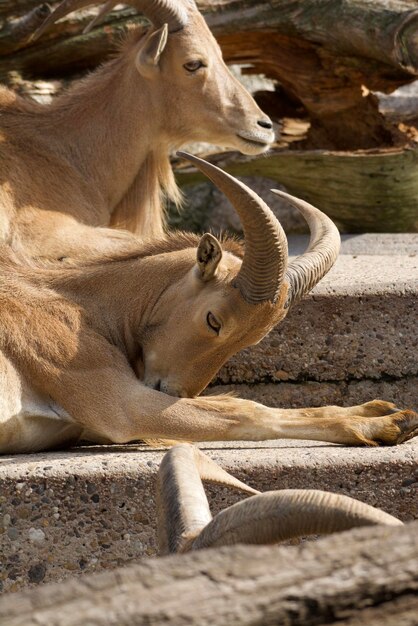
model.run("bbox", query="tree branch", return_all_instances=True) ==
[0,521,417,625]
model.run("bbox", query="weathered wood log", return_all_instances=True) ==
[0,0,46,19]
[0,6,143,79]
[0,521,416,625]
[202,0,418,72]
[0,3,51,54]
[204,0,418,149]
[176,145,418,232]
[3,0,418,73]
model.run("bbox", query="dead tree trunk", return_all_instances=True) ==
[202,0,418,150]
[0,521,417,625]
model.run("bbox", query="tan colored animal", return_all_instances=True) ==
[0,0,274,260]
[0,154,416,454]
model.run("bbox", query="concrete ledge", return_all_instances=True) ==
[0,439,416,593]
[217,241,418,385]
[210,378,417,410]
[289,233,418,256]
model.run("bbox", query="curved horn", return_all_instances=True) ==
[190,489,402,551]
[83,0,118,33]
[178,152,288,305]
[32,0,188,40]
[157,444,258,555]
[271,190,340,309]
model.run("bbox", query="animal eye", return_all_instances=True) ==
[206,311,221,335]
[183,60,205,72]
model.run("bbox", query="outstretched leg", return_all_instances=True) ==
[11,327,417,452]
[97,386,418,448]
[295,400,403,419]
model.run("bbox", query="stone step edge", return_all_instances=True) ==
[208,378,417,410]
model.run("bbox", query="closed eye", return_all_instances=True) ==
[206,311,221,335]
[183,60,205,72]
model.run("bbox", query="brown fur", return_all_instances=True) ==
[0,6,274,261]
[0,233,416,455]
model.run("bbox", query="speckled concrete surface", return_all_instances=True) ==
[290,233,418,256]
[216,253,417,387]
[209,378,417,410]
[0,439,416,593]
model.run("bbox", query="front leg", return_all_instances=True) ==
[100,390,418,448]
[297,400,404,419]
[31,330,415,450]
[17,210,138,262]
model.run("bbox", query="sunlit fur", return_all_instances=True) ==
[0,233,416,455]
[0,6,274,261]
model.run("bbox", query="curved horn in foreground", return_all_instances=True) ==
[157,444,258,555]
[190,489,402,551]
[32,0,188,40]
[157,445,401,556]
[178,152,288,304]
[271,190,341,309]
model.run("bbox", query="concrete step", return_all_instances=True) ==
[0,440,416,593]
[213,234,417,407]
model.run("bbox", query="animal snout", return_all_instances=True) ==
[147,377,186,398]
[257,118,273,130]
[160,380,187,398]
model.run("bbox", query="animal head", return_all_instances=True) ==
[34,0,275,155]
[138,152,340,398]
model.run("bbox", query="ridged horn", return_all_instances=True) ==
[157,444,258,555]
[190,489,402,551]
[32,0,188,40]
[178,152,288,304]
[271,190,341,309]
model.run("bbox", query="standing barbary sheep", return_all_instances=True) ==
[0,0,275,260]
[0,154,416,454]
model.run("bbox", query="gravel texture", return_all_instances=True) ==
[0,439,416,593]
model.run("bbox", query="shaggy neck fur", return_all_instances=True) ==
[0,27,181,238]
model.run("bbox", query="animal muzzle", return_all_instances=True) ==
[236,128,274,151]
[144,377,189,398]
[233,117,275,153]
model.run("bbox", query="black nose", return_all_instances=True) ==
[257,119,273,130]
[153,380,161,391]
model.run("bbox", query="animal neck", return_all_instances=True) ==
[50,250,194,363]
[46,42,170,217]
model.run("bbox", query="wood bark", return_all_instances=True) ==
[0,4,51,54]
[176,145,418,232]
[0,521,417,625]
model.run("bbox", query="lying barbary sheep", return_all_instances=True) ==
[0,154,416,453]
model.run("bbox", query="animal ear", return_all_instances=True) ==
[135,24,168,77]
[197,233,223,282]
